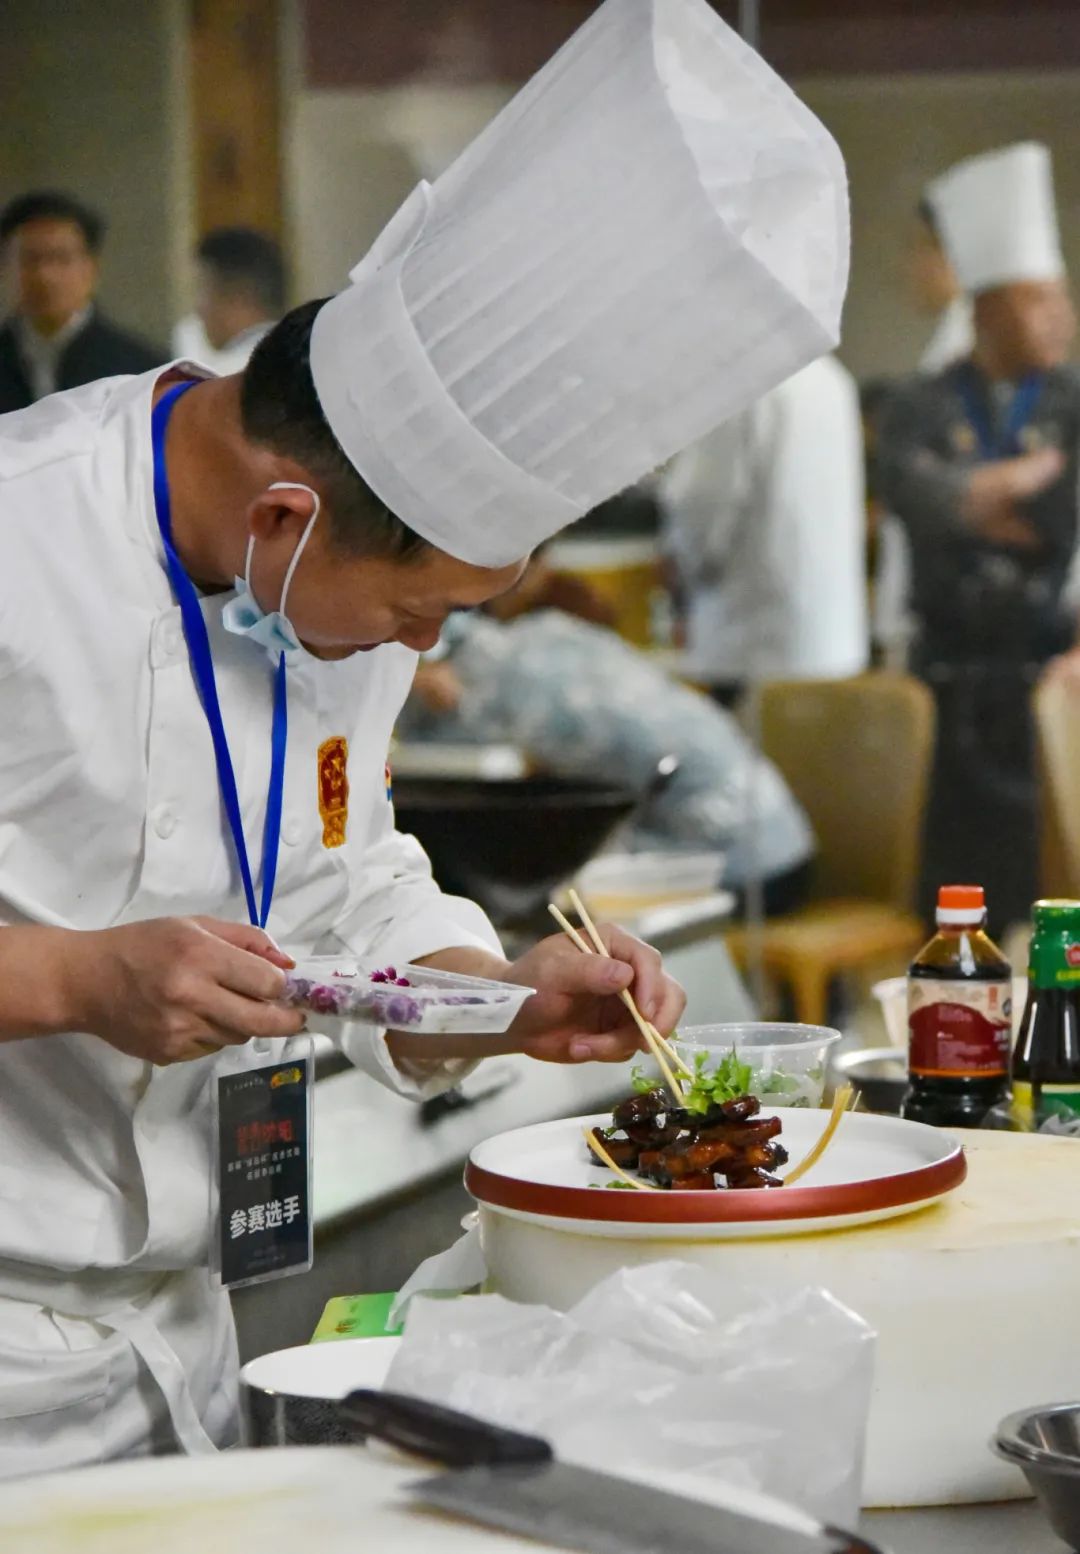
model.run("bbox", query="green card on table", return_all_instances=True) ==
[310,1292,404,1343]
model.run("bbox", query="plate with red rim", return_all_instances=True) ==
[465,1108,967,1240]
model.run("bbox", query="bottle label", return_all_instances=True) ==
[1029,932,1080,986]
[1011,1080,1080,1128]
[908,978,1012,1078]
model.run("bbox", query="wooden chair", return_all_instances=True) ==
[726,673,936,1025]
[1034,672,1080,898]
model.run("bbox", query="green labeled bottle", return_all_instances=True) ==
[1012,899,1080,1129]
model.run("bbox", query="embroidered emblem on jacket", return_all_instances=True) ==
[317,736,349,849]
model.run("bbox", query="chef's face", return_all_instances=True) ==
[975,279,1076,373]
[246,495,528,659]
[3,217,98,335]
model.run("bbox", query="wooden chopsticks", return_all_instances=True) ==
[548,888,690,1103]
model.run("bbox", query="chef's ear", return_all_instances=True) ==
[247,482,320,541]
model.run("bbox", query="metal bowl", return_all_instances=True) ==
[994,1403,1080,1549]
[239,1337,400,1447]
[831,1047,908,1115]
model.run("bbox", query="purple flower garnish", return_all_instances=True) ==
[384,993,422,1026]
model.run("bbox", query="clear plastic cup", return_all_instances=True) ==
[673,1023,842,1108]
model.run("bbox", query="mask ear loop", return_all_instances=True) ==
[266,482,322,616]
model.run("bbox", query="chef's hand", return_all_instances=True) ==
[503,925,686,1063]
[72,917,306,1065]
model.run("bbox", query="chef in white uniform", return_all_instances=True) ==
[659,354,869,695]
[0,0,849,1477]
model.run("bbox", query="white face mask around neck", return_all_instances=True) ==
[221,482,321,664]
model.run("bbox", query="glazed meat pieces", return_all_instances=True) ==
[589,1089,788,1190]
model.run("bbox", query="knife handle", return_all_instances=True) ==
[340,1389,554,1469]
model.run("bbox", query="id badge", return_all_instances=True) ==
[210,1037,315,1290]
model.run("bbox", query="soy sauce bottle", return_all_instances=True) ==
[1011,899,1080,1130]
[902,885,1012,1128]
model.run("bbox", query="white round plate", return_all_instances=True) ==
[466,1108,966,1240]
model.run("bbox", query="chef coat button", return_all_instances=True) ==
[160,620,183,660]
[281,815,302,846]
[153,806,177,840]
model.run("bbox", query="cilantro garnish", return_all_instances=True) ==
[631,1046,754,1114]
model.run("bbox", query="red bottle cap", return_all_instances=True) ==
[936,884,986,923]
[938,885,985,912]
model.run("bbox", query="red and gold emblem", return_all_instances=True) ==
[317,736,349,849]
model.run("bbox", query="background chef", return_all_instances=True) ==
[876,142,1080,927]
[0,0,848,1479]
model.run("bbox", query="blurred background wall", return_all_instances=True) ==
[2,0,1078,372]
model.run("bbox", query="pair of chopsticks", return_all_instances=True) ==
[548,888,691,1103]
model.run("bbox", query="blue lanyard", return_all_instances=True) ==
[151,380,286,929]
[957,365,1045,461]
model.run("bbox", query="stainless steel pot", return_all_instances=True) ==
[239,1336,399,1447]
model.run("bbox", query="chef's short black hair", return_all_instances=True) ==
[241,299,430,561]
[197,227,286,314]
[917,195,940,241]
[0,190,105,254]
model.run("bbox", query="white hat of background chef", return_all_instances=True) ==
[926,142,1065,296]
[310,0,850,568]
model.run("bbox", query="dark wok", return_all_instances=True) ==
[391,772,641,926]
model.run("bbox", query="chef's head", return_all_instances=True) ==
[232,0,852,663]
[238,300,527,661]
[195,226,285,351]
[927,142,1074,372]
[0,190,103,337]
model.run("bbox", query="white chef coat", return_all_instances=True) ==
[170,314,272,375]
[0,365,501,1474]
[660,355,869,684]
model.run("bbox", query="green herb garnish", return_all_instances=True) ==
[681,1046,754,1114]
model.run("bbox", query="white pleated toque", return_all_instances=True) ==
[926,141,1065,296]
[310,0,850,567]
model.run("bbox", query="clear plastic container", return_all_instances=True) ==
[280,957,534,1036]
[673,1023,842,1108]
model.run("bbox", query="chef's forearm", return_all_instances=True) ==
[0,925,87,1039]
[413,946,513,980]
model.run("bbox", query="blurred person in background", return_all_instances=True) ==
[657,353,869,706]
[172,227,285,375]
[873,190,978,662]
[403,560,816,914]
[876,143,1080,927]
[0,191,162,412]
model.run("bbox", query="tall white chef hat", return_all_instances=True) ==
[926,142,1065,296]
[310,0,850,567]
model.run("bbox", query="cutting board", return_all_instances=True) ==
[0,1447,542,1554]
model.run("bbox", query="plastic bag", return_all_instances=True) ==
[385,1259,875,1526]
